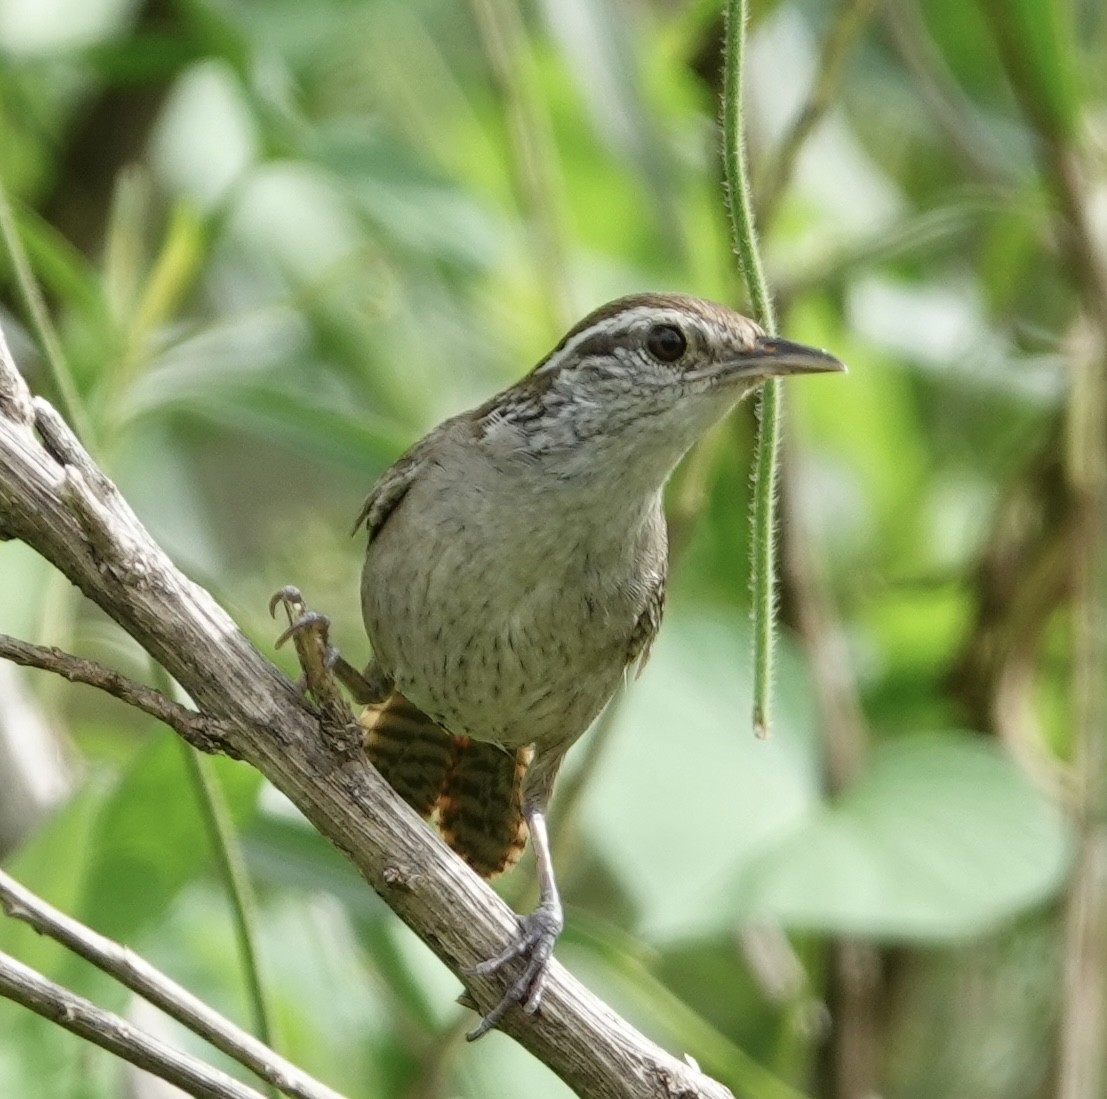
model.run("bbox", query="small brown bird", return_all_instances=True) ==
[329,293,843,1037]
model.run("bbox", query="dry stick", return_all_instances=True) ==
[0,871,344,1099]
[0,950,267,1099]
[721,0,780,740]
[0,633,230,755]
[0,322,736,1099]
[0,185,281,1075]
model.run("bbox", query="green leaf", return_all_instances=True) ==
[79,735,262,943]
[581,606,822,940]
[724,733,1072,938]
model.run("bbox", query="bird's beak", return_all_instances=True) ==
[742,335,847,378]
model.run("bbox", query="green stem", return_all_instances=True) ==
[158,657,277,1090]
[722,0,780,737]
[179,742,278,1070]
[0,176,94,448]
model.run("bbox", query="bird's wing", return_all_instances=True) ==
[627,567,667,674]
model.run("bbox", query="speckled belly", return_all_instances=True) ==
[362,538,637,747]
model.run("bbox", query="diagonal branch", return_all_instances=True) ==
[0,324,737,1098]
[0,950,267,1099]
[0,870,343,1099]
[0,634,229,754]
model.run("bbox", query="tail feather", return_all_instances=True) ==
[359,694,455,817]
[358,692,531,878]
[439,738,533,879]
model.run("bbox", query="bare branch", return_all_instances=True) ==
[0,950,267,1099]
[0,634,232,755]
[0,870,345,1099]
[0,320,738,1097]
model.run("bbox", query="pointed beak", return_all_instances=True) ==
[743,335,846,378]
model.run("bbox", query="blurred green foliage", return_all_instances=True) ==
[1,0,1103,1097]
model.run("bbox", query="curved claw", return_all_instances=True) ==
[268,584,304,618]
[464,904,563,1041]
[274,609,332,652]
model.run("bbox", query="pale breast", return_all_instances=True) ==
[360,452,663,747]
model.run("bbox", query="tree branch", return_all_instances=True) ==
[0,950,267,1099]
[0,633,230,755]
[0,870,342,1099]
[0,325,736,1098]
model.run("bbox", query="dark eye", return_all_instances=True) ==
[645,323,687,363]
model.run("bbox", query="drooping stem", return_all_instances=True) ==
[721,0,781,737]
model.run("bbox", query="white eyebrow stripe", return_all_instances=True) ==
[534,306,685,375]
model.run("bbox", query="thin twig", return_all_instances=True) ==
[181,746,279,1068]
[0,633,231,755]
[973,7,1107,1097]
[0,871,344,1099]
[153,653,279,1078]
[0,949,268,1099]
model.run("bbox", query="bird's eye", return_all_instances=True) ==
[645,323,687,363]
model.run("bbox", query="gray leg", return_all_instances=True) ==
[464,747,568,1040]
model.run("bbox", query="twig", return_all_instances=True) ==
[0,633,231,756]
[0,949,267,1099]
[0,308,737,1098]
[0,870,344,1099]
[973,7,1107,1097]
[180,745,278,1068]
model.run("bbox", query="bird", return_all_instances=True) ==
[318,292,842,1038]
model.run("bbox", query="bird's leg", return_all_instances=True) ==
[464,750,567,1040]
[269,585,378,703]
[269,587,387,763]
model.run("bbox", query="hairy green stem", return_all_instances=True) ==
[722,0,780,737]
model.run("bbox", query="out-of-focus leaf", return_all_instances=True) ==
[308,124,508,269]
[79,736,262,942]
[581,606,822,940]
[562,915,810,1099]
[81,33,207,83]
[978,0,1080,138]
[723,733,1071,937]
[190,385,410,472]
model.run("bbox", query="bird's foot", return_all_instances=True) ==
[270,586,340,689]
[464,902,563,1040]
[269,586,360,751]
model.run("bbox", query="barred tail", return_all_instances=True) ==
[438,739,533,879]
[359,693,455,817]
[358,693,531,879]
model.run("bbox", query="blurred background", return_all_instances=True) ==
[0,0,1103,1096]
